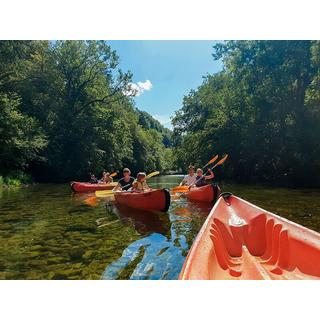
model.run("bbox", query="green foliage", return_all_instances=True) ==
[137,109,173,147]
[0,41,174,182]
[172,41,320,187]
[0,92,47,171]
[0,171,33,187]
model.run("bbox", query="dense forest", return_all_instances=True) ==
[1,40,320,187]
[0,41,174,184]
[172,41,320,187]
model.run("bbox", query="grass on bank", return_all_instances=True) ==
[0,172,33,187]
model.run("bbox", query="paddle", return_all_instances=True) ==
[203,155,219,169]
[171,155,218,193]
[172,155,228,193]
[96,171,160,197]
[95,189,115,197]
[171,185,190,193]
[146,171,160,179]
[211,154,228,169]
[110,172,117,177]
[83,195,98,206]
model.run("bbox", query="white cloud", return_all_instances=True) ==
[123,79,153,97]
[152,114,172,129]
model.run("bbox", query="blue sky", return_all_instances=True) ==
[108,41,222,129]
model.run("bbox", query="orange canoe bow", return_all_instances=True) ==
[179,193,320,280]
[114,189,171,212]
[186,184,220,203]
[70,181,117,193]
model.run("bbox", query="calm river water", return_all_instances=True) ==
[1,175,320,280]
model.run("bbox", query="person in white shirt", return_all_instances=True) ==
[180,165,197,186]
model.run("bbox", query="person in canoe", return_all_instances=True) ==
[180,165,197,186]
[193,168,215,187]
[99,171,113,184]
[89,173,98,184]
[131,172,151,192]
[113,168,135,191]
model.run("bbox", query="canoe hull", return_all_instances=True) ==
[179,193,320,280]
[70,181,117,193]
[114,189,171,212]
[186,184,220,203]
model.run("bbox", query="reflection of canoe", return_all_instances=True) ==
[112,203,170,236]
[180,193,320,280]
[114,189,170,212]
[70,181,117,193]
[186,184,220,203]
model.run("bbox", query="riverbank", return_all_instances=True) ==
[0,172,33,188]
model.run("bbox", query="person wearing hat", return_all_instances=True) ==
[113,168,134,191]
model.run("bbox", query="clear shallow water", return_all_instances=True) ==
[0,176,320,280]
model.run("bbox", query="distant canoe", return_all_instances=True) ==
[180,193,320,280]
[70,181,117,193]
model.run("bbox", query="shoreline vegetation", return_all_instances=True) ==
[0,172,33,188]
[1,41,320,188]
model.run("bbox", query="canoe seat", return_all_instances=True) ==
[180,195,320,280]
[208,210,320,279]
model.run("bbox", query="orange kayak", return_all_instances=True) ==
[179,193,320,280]
[70,181,117,193]
[186,184,220,203]
[114,189,170,212]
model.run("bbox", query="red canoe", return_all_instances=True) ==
[114,189,171,212]
[180,193,320,280]
[186,184,220,203]
[70,181,117,193]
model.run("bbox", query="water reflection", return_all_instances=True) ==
[101,194,212,280]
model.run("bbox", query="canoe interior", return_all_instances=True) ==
[180,193,320,280]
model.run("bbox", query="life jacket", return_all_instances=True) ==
[133,180,149,191]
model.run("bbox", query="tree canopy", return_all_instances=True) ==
[2,40,320,187]
[0,41,174,182]
[172,41,320,187]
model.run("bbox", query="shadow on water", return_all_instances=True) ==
[1,176,320,279]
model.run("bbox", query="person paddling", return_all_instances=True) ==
[193,168,214,187]
[100,171,113,184]
[131,172,151,192]
[113,168,134,191]
[89,173,98,184]
[180,165,197,186]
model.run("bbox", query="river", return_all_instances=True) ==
[0,175,320,280]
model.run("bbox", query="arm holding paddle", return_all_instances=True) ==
[172,154,228,193]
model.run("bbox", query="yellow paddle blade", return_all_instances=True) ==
[146,171,160,179]
[203,155,218,168]
[171,185,190,193]
[95,190,115,197]
[212,154,229,169]
[110,172,117,177]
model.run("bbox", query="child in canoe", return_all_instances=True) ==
[131,172,151,192]
[193,168,214,187]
